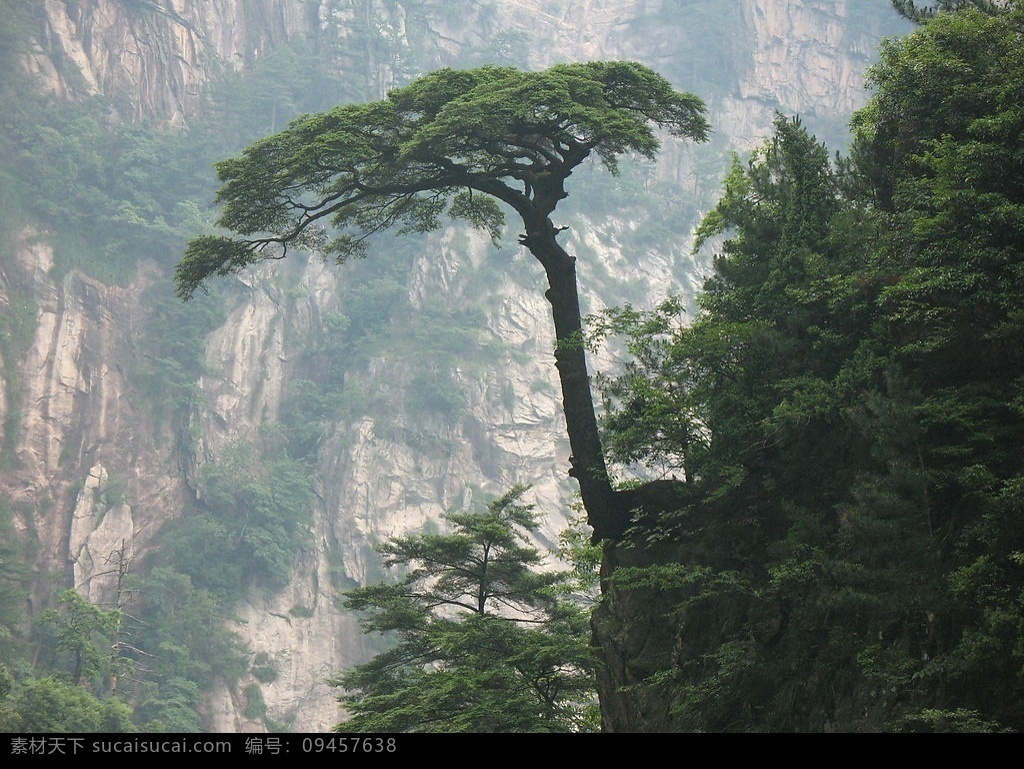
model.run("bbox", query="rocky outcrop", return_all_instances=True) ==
[1,230,182,616]
[28,0,318,125]
[4,0,911,731]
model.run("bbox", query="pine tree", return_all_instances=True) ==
[177,61,709,541]
[330,487,597,732]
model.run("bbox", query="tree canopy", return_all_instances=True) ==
[890,0,1011,22]
[330,487,597,732]
[593,1,1024,731]
[177,61,709,541]
[176,61,707,292]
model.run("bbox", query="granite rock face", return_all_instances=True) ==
[3,0,908,730]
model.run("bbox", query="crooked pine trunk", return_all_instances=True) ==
[520,221,629,541]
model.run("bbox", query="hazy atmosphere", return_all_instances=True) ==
[3,0,1022,734]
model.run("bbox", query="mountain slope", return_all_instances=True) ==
[1,0,910,731]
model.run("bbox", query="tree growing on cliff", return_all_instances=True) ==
[890,0,1009,22]
[176,61,709,541]
[38,589,121,688]
[591,1,1024,731]
[330,486,597,732]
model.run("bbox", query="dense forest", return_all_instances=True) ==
[594,0,1024,731]
[1,0,1022,732]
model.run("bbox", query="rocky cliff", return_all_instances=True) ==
[2,0,910,731]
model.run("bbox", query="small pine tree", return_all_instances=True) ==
[330,486,598,733]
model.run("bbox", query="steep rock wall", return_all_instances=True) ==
[1,230,181,609]
[28,0,318,125]
[4,0,910,731]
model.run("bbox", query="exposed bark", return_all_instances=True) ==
[519,222,626,541]
[519,214,691,541]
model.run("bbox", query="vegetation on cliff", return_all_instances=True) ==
[176,60,709,543]
[1,0,1020,733]
[331,486,598,732]
[594,0,1024,731]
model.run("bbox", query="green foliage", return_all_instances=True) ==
[127,567,248,732]
[250,652,279,683]
[596,5,1024,729]
[902,708,1007,733]
[407,370,466,418]
[890,0,1010,22]
[97,441,313,728]
[331,487,597,732]
[591,297,704,480]
[599,115,874,491]
[177,59,710,544]
[176,61,708,298]
[38,590,121,688]
[132,676,203,733]
[7,675,135,733]
[0,292,37,467]
[162,443,314,597]
[0,499,32,658]
[204,42,341,142]
[132,279,226,412]
[243,683,267,720]
[2,586,136,732]
[276,242,494,457]
[0,20,344,288]
[1,92,214,282]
